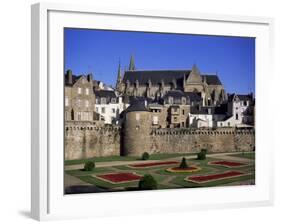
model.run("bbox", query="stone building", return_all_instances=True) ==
[65,70,96,121]
[116,56,227,106]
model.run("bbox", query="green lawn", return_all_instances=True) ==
[65,152,255,193]
[228,152,255,160]
[65,152,198,165]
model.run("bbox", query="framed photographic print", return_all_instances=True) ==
[31,2,274,221]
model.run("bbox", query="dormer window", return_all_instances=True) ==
[182,97,186,104]
[85,88,89,95]
[168,97,173,104]
[101,97,106,104]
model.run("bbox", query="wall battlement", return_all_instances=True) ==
[65,122,121,160]
[151,128,255,136]
[65,121,255,160]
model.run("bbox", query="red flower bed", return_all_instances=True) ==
[187,171,246,183]
[129,161,178,168]
[209,160,246,167]
[96,172,142,183]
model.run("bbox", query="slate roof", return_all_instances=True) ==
[191,104,228,115]
[228,93,254,102]
[163,90,202,102]
[95,90,116,98]
[202,75,222,85]
[122,70,223,86]
[124,101,149,113]
[184,92,202,102]
[65,74,82,86]
[123,70,190,86]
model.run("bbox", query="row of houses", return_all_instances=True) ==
[64,67,255,129]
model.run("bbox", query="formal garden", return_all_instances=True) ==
[64,151,255,194]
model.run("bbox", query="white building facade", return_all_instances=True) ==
[95,90,128,124]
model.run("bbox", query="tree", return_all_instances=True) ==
[141,152,150,160]
[179,157,188,169]
[84,161,95,171]
[197,149,207,160]
[138,174,158,190]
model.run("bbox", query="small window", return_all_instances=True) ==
[101,107,105,113]
[77,99,81,107]
[85,88,89,95]
[153,116,158,125]
[77,112,82,121]
[182,109,185,115]
[65,97,69,106]
[95,107,99,112]
[78,87,82,94]
[112,108,115,113]
[228,122,230,126]
[85,100,89,107]
[235,113,239,120]
[111,98,116,103]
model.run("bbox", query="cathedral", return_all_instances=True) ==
[116,56,227,106]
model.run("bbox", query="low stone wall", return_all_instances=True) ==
[65,122,120,160]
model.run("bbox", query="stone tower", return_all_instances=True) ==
[184,64,204,93]
[122,101,151,156]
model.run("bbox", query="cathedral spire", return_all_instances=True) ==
[128,54,135,71]
[116,60,122,89]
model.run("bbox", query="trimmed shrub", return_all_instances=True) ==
[179,157,188,169]
[197,149,207,160]
[138,174,158,190]
[201,148,207,154]
[141,152,150,160]
[84,161,95,171]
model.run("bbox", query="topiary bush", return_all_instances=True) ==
[197,149,207,160]
[84,161,95,171]
[179,157,188,169]
[141,152,150,160]
[138,174,158,190]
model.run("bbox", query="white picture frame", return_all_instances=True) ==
[31,2,274,221]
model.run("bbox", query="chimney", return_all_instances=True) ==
[66,69,72,85]
[87,73,93,82]
[144,100,147,107]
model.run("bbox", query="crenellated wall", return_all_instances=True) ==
[65,122,120,160]
[65,121,255,160]
[148,128,255,155]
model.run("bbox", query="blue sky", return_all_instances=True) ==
[64,28,255,94]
